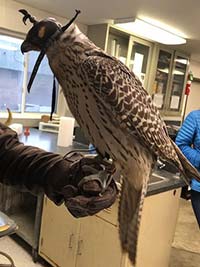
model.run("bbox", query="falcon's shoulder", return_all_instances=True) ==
[80,55,172,157]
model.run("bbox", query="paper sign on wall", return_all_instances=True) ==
[170,95,180,109]
[153,93,163,108]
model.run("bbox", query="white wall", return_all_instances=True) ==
[184,60,200,118]
[0,0,87,35]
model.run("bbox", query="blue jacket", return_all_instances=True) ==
[175,110,200,192]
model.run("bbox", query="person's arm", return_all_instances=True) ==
[0,123,117,217]
[0,122,78,202]
[175,111,200,169]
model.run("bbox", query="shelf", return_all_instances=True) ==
[175,62,187,69]
[7,209,35,246]
[158,59,170,65]
[172,80,183,84]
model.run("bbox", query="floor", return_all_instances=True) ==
[169,198,200,267]
[0,235,48,267]
[0,198,199,267]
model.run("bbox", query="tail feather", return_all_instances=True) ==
[118,180,130,251]
[171,140,200,184]
[119,179,148,265]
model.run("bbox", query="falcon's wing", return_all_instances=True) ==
[80,55,173,160]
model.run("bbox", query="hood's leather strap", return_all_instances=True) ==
[27,10,81,120]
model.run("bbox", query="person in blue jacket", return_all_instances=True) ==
[176,110,200,227]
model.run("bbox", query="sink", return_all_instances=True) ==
[149,172,169,185]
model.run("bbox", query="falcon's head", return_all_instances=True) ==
[19,9,81,94]
[20,9,81,54]
[19,9,61,53]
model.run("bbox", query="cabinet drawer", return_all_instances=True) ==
[95,199,119,226]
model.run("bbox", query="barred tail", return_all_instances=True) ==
[119,179,148,266]
[171,140,200,184]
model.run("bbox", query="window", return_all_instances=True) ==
[0,35,23,112]
[26,52,54,113]
[0,34,54,114]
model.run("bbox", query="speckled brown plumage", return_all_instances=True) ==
[21,19,200,266]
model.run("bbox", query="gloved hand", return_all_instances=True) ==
[0,122,118,218]
[45,152,118,218]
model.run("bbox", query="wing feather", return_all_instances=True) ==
[80,55,174,160]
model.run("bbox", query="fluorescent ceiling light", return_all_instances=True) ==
[114,18,186,45]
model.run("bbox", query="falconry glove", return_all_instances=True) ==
[0,123,118,217]
[60,152,118,217]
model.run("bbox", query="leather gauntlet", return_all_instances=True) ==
[0,123,118,218]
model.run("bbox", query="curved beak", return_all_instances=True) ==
[21,40,32,54]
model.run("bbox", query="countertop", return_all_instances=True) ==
[147,169,185,197]
[19,128,185,197]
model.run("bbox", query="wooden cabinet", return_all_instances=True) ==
[39,197,80,267]
[107,27,130,65]
[136,188,181,267]
[127,36,153,88]
[39,188,181,267]
[39,197,123,267]
[151,47,189,116]
[151,48,174,111]
[167,52,189,114]
[75,216,122,267]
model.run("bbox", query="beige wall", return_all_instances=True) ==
[0,0,87,35]
[184,60,200,118]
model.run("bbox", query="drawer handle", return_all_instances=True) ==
[77,240,83,255]
[68,233,74,249]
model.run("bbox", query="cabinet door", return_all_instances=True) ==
[136,189,181,267]
[76,216,122,267]
[127,36,152,88]
[107,27,130,65]
[166,53,189,114]
[152,49,173,111]
[39,197,80,267]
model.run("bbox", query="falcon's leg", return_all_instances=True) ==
[86,148,114,192]
[78,151,116,194]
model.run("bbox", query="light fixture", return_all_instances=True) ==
[114,17,186,45]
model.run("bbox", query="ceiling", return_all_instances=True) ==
[15,0,200,61]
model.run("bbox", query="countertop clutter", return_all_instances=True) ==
[0,128,184,266]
